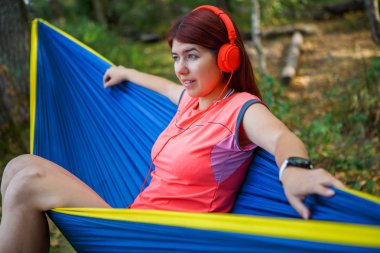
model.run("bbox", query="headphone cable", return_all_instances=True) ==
[138,72,234,193]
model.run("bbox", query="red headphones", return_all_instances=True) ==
[192,5,240,73]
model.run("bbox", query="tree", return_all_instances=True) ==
[91,0,108,27]
[0,0,30,161]
[365,0,380,45]
[251,0,266,75]
[50,0,63,20]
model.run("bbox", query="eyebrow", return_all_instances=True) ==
[172,47,198,55]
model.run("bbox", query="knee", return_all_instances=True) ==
[2,155,36,188]
[3,165,47,207]
[3,154,35,177]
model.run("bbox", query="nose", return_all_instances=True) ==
[176,58,189,76]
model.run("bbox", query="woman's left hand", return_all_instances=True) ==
[281,167,345,219]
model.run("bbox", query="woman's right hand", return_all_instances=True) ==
[281,166,345,219]
[103,65,131,88]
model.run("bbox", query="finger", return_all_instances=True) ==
[103,69,110,83]
[330,177,346,188]
[105,79,117,88]
[103,76,109,86]
[104,79,110,88]
[314,168,346,188]
[287,195,310,220]
[320,177,346,189]
[314,184,335,197]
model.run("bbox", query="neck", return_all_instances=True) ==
[197,72,235,110]
[198,87,234,110]
[197,98,215,111]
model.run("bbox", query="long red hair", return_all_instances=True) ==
[167,7,262,99]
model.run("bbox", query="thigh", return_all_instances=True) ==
[6,155,111,210]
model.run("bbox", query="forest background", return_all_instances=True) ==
[0,0,379,251]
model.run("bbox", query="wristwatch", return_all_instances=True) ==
[279,157,313,182]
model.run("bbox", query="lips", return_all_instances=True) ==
[182,79,195,88]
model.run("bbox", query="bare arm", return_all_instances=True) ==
[242,104,344,219]
[103,66,184,105]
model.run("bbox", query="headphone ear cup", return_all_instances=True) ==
[217,44,240,72]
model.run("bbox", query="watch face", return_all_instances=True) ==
[287,157,312,169]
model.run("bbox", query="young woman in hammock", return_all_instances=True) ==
[0,5,344,253]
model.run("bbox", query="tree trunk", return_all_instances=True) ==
[251,0,266,75]
[50,0,63,20]
[92,0,108,27]
[0,0,30,157]
[365,0,380,45]
[216,0,232,12]
[281,32,303,85]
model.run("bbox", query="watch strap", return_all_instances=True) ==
[279,157,313,182]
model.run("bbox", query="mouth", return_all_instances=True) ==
[182,79,195,88]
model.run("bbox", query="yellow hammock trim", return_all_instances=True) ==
[30,19,38,154]
[340,187,380,204]
[35,18,113,65]
[29,18,114,154]
[52,208,380,248]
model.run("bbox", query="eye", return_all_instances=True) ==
[188,54,199,60]
[172,55,179,62]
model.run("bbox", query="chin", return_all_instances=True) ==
[186,89,201,98]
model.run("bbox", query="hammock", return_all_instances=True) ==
[31,19,380,253]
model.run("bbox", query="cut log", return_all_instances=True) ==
[139,33,160,43]
[281,32,303,85]
[261,24,319,38]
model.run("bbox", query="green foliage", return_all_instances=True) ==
[107,0,218,36]
[31,0,220,38]
[291,57,380,193]
[256,57,379,195]
[55,16,122,62]
[30,0,354,40]
[260,0,312,25]
[51,15,175,79]
[259,75,291,119]
[0,121,29,169]
[323,12,370,34]
[331,57,380,170]
[352,57,380,134]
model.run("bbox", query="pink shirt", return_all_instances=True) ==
[130,92,261,212]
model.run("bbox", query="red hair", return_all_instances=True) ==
[167,7,262,99]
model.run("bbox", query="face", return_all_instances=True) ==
[172,39,224,102]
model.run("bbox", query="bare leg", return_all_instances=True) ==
[0,155,110,253]
[1,154,33,198]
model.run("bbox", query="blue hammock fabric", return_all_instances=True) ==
[48,210,379,253]
[31,19,380,252]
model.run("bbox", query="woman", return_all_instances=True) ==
[0,5,343,253]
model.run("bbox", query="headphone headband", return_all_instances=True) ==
[192,5,240,72]
[192,5,237,44]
